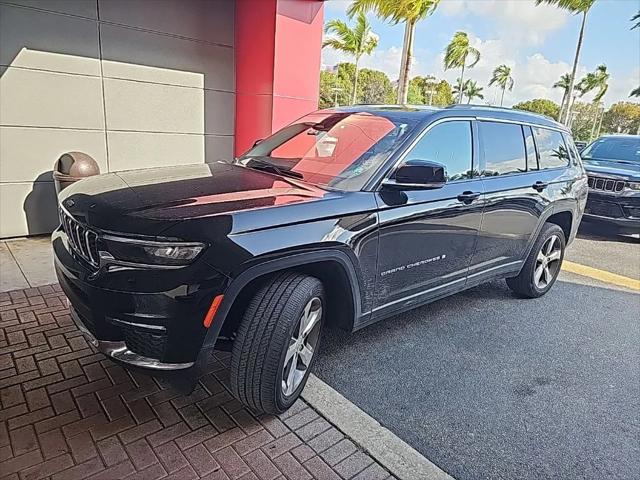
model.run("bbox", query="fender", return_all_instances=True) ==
[192,248,365,374]
[517,204,576,275]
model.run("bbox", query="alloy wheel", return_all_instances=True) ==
[534,234,562,289]
[281,296,322,396]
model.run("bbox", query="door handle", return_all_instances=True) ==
[532,181,549,192]
[457,191,481,204]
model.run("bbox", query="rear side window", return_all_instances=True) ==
[405,120,473,182]
[563,133,582,166]
[533,127,570,169]
[479,121,527,176]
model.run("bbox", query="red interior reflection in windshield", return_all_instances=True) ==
[273,114,396,183]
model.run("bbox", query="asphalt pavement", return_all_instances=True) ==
[566,223,639,279]
[314,225,640,480]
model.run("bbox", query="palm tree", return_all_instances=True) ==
[581,64,609,103]
[348,0,441,105]
[443,32,480,104]
[489,65,514,106]
[463,80,484,104]
[579,64,609,140]
[631,12,639,96]
[535,0,596,124]
[323,13,379,104]
[453,79,484,104]
[553,73,572,121]
[452,78,466,99]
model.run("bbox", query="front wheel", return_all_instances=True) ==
[506,223,566,298]
[230,272,324,414]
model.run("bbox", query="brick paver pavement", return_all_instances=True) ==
[0,285,394,480]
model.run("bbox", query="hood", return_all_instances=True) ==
[582,158,640,182]
[60,162,331,236]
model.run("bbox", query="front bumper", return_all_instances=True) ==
[583,191,640,233]
[53,229,228,371]
[69,306,194,370]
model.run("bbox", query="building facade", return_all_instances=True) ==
[0,0,323,238]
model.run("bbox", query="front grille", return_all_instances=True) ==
[587,175,625,193]
[121,325,167,359]
[60,208,100,267]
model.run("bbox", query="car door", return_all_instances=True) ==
[467,121,560,286]
[372,118,484,321]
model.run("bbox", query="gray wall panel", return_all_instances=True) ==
[0,0,236,238]
[0,4,100,75]
[98,0,235,46]
[0,0,97,19]
[100,23,234,91]
[0,68,105,129]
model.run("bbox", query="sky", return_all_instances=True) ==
[321,0,640,107]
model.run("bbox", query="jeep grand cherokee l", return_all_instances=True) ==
[580,134,640,234]
[53,105,588,414]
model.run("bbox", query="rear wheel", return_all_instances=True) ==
[230,272,324,414]
[506,223,565,298]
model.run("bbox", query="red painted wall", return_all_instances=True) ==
[235,0,324,156]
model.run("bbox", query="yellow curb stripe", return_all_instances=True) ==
[562,261,640,291]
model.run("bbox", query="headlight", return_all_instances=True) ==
[102,236,205,266]
[626,182,640,192]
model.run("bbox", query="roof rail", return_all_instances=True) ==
[445,104,559,124]
[446,104,513,111]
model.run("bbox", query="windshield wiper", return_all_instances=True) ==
[246,159,304,179]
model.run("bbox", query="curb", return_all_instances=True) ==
[302,374,454,480]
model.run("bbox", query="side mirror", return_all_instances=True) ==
[383,159,447,189]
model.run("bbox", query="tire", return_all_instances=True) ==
[506,223,566,298]
[230,272,325,414]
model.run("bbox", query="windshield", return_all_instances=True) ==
[581,136,640,163]
[237,111,417,191]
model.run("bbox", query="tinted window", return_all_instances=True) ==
[238,111,418,191]
[563,133,582,166]
[404,121,473,182]
[479,121,526,176]
[524,126,538,170]
[533,127,570,169]
[581,136,640,163]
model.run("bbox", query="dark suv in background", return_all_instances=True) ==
[580,134,640,234]
[53,105,588,414]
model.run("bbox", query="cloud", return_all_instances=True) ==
[322,34,595,107]
[323,0,350,15]
[321,4,636,108]
[440,0,570,45]
[606,68,640,105]
[428,34,590,107]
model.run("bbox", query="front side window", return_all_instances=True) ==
[479,121,527,176]
[533,127,570,169]
[403,120,474,182]
[238,111,418,191]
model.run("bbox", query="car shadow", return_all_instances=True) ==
[577,222,639,244]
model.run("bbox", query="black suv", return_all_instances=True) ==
[53,105,587,413]
[580,134,640,234]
